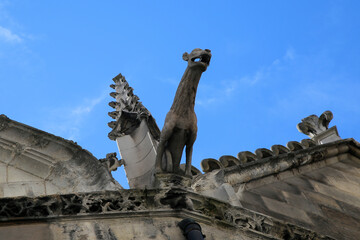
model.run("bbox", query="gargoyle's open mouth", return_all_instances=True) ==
[192,54,211,65]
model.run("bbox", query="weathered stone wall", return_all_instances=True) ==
[192,139,360,240]
[238,154,360,240]
[0,216,262,240]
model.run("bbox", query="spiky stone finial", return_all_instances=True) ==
[107,73,160,141]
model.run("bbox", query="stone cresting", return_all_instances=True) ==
[194,139,359,198]
[156,48,212,176]
[200,138,317,173]
[0,189,333,240]
[108,73,160,141]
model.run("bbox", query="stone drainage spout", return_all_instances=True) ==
[178,218,205,240]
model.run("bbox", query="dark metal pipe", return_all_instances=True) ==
[178,218,205,240]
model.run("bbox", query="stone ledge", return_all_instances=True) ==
[0,189,334,240]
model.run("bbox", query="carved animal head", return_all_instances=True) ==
[182,48,211,72]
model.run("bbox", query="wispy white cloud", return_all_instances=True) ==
[240,47,296,85]
[71,96,104,116]
[196,96,216,106]
[0,25,22,43]
[196,48,297,108]
[240,68,266,85]
[284,47,295,60]
[43,93,107,141]
[196,80,239,107]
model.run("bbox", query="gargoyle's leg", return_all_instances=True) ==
[156,121,175,173]
[155,139,167,172]
[185,131,197,177]
[168,129,186,173]
[185,145,193,177]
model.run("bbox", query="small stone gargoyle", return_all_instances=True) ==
[155,48,212,176]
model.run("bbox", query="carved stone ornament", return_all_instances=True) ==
[30,134,50,148]
[99,152,124,172]
[297,110,341,144]
[200,158,223,173]
[156,48,212,176]
[297,111,333,138]
[0,114,10,132]
[13,142,25,156]
[108,74,160,141]
[0,189,331,239]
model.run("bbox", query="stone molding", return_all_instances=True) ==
[0,189,333,239]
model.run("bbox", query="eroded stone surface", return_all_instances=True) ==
[193,139,360,240]
[297,111,341,144]
[0,189,332,240]
[0,115,122,198]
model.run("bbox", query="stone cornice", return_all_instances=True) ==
[193,139,359,190]
[224,139,358,185]
[0,189,333,239]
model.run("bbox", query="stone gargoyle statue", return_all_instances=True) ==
[155,48,212,176]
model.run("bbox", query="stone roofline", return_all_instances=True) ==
[0,114,122,197]
[0,114,91,156]
[0,189,334,240]
[224,138,359,185]
[192,138,359,192]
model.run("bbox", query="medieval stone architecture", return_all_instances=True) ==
[0,50,359,239]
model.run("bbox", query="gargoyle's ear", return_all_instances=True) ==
[182,52,189,61]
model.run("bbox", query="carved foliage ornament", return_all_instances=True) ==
[0,190,330,239]
[297,111,333,138]
[30,135,50,148]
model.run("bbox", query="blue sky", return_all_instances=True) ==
[1,1,359,188]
